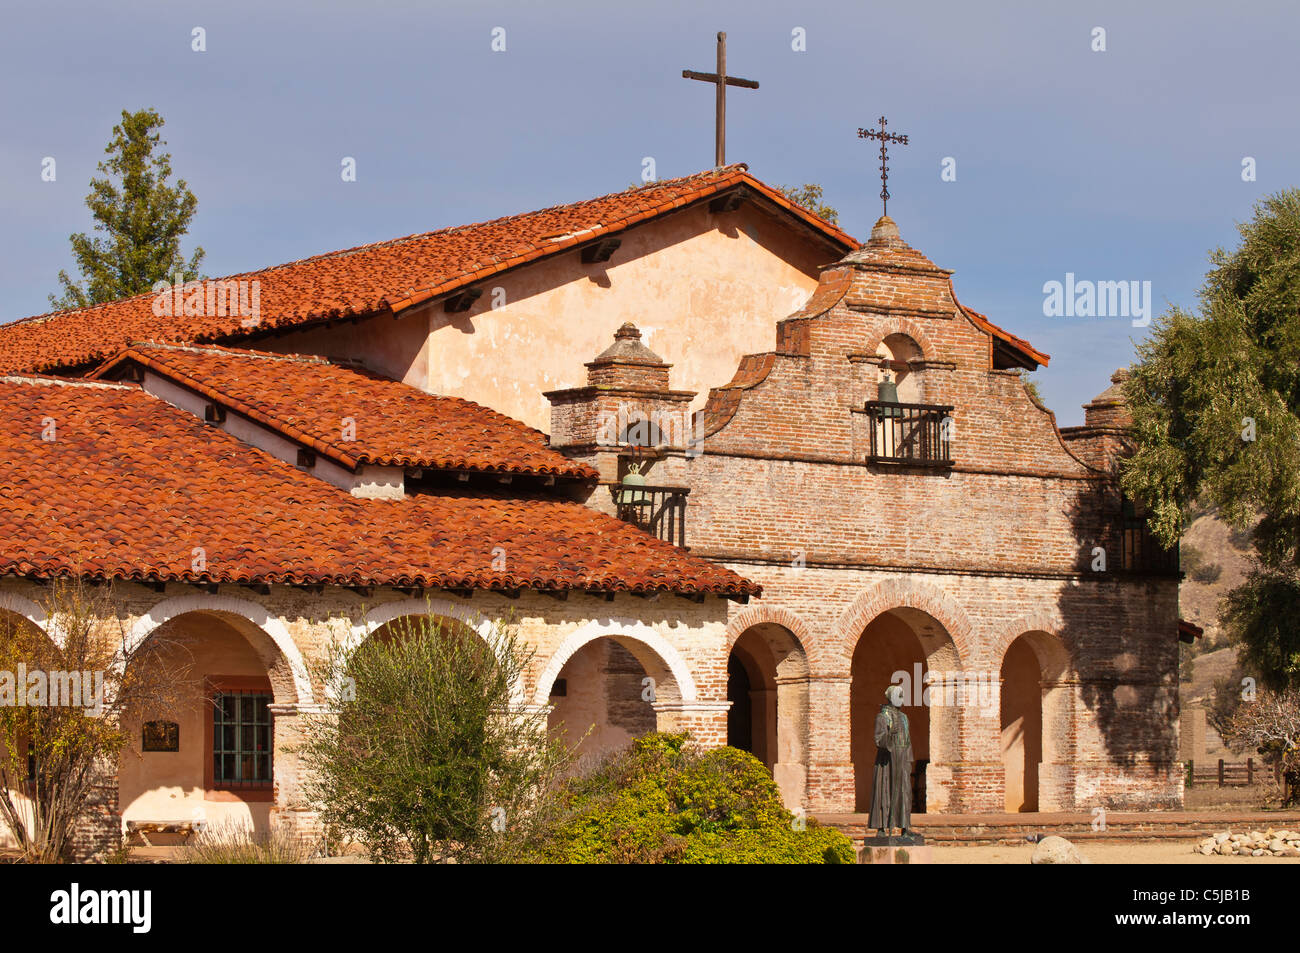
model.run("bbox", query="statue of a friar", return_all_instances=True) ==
[868,684,914,839]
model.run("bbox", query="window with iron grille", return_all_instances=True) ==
[212,691,272,788]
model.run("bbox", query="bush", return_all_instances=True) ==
[300,611,569,863]
[523,733,854,864]
[1191,562,1223,584]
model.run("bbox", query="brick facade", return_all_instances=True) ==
[547,215,1183,814]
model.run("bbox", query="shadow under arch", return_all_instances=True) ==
[998,627,1074,812]
[849,603,965,814]
[727,614,812,810]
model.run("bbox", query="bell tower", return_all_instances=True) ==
[545,323,698,492]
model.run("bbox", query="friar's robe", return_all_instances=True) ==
[867,702,913,831]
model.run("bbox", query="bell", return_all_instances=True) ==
[877,370,903,418]
[619,462,649,506]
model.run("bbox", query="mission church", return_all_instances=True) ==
[0,161,1184,857]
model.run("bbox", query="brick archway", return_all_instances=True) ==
[833,578,975,668]
[0,591,50,639]
[353,598,501,653]
[725,603,815,810]
[350,598,524,706]
[862,318,940,364]
[993,618,1076,813]
[725,604,813,657]
[989,613,1073,673]
[532,619,696,708]
[126,594,314,706]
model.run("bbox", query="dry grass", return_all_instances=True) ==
[182,820,313,865]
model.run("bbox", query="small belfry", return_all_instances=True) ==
[857,115,909,216]
[682,31,759,167]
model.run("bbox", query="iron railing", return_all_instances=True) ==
[607,484,689,548]
[864,400,954,467]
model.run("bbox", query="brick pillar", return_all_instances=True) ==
[806,675,853,812]
[949,674,1004,813]
[71,758,121,862]
[773,674,810,811]
[924,673,964,813]
[654,700,730,747]
[269,703,323,851]
[1037,675,1077,811]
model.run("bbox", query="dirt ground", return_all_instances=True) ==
[933,839,1300,864]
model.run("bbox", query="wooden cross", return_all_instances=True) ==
[682,32,759,168]
[857,116,909,216]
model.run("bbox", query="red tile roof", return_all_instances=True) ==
[0,165,856,376]
[90,343,596,480]
[0,376,758,597]
[956,300,1051,369]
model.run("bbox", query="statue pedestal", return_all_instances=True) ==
[859,835,931,865]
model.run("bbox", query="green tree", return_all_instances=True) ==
[300,612,569,863]
[776,183,840,225]
[50,108,204,310]
[0,579,187,862]
[1122,189,1300,689]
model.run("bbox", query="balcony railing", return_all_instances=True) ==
[1102,517,1180,575]
[607,484,689,548]
[864,401,954,468]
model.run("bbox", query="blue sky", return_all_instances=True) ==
[2,0,1296,424]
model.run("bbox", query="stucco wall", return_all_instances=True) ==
[259,201,831,431]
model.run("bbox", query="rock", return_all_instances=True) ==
[1280,848,1300,857]
[1252,848,1265,857]
[1199,844,1216,856]
[1032,835,1089,864]
[1214,832,1231,844]
[1216,842,1235,855]
[1269,839,1285,853]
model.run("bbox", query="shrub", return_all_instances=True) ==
[300,611,569,863]
[524,733,854,864]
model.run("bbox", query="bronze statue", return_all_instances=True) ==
[868,684,914,838]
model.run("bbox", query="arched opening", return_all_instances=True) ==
[1000,630,1071,813]
[367,612,482,647]
[726,654,756,756]
[727,623,809,809]
[119,610,292,840]
[877,332,925,403]
[850,607,959,814]
[544,634,683,771]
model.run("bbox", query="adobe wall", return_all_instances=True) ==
[0,578,735,855]
[259,201,831,432]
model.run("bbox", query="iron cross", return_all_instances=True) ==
[682,32,759,168]
[857,116,910,216]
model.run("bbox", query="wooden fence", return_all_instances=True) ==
[1185,758,1280,788]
